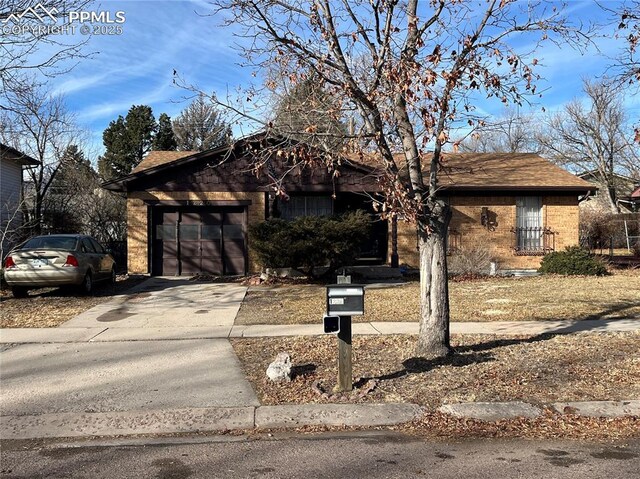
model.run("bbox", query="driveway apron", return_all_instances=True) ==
[0,278,260,424]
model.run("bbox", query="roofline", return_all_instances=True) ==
[1,144,40,166]
[577,170,639,183]
[102,133,379,191]
[439,185,596,193]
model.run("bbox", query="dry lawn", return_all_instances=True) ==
[232,332,640,409]
[235,270,640,325]
[0,275,148,328]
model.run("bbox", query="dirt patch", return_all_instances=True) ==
[231,332,640,409]
[235,271,640,324]
[0,275,148,328]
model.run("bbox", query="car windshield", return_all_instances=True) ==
[21,237,78,250]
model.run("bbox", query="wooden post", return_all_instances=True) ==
[336,315,352,392]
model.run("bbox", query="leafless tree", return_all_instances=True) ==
[537,79,639,213]
[0,0,94,98]
[200,0,590,358]
[459,108,540,153]
[1,81,80,235]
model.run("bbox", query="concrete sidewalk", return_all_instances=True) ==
[2,319,638,343]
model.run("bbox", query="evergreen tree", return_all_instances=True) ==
[45,145,99,233]
[153,113,177,150]
[272,74,346,151]
[98,105,158,180]
[173,93,232,151]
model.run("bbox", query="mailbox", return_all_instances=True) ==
[326,284,365,316]
[323,315,341,334]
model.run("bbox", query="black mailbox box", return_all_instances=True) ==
[326,284,365,316]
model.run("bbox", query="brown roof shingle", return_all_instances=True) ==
[349,152,592,191]
[131,150,198,174]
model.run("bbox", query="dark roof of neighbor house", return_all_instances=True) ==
[0,143,39,166]
[102,135,593,194]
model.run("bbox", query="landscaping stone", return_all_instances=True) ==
[266,352,292,382]
[439,401,542,421]
[552,400,640,418]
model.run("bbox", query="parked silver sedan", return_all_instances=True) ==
[3,234,116,298]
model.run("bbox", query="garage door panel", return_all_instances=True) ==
[201,257,223,275]
[180,242,200,257]
[225,211,244,224]
[224,238,244,257]
[201,241,221,256]
[201,212,223,224]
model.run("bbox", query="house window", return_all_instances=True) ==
[279,196,333,220]
[447,227,461,254]
[513,196,551,255]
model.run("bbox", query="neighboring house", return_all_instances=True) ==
[0,144,39,258]
[103,138,593,275]
[632,185,640,212]
[577,170,640,213]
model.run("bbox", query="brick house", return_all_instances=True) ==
[103,139,593,275]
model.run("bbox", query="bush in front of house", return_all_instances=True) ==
[448,244,493,277]
[538,245,608,276]
[249,210,371,277]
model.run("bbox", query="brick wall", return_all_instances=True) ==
[390,195,580,270]
[127,191,266,274]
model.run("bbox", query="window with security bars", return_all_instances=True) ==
[279,196,333,220]
[513,196,554,255]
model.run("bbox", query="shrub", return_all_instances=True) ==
[448,244,492,276]
[249,210,371,277]
[538,246,608,276]
[579,210,616,251]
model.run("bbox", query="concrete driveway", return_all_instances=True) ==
[1,278,260,433]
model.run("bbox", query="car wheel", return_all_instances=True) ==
[80,272,93,295]
[109,268,117,285]
[11,287,28,298]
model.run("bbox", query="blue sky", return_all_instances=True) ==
[35,0,639,158]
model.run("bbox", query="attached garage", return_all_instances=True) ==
[101,139,383,276]
[151,205,247,276]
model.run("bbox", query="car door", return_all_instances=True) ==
[80,237,100,279]
[89,237,114,278]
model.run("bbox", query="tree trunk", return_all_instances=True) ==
[416,201,453,358]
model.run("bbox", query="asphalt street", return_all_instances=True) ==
[1,432,639,479]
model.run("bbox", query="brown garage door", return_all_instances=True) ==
[152,207,246,276]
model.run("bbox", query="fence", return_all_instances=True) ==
[580,212,640,255]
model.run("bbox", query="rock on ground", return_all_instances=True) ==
[266,352,292,382]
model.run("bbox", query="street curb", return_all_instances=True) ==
[0,403,422,440]
[437,400,640,422]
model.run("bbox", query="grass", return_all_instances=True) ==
[0,275,148,328]
[231,332,640,409]
[235,270,640,325]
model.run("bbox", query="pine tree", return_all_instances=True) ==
[153,113,177,151]
[272,74,346,151]
[98,105,158,180]
[173,94,232,151]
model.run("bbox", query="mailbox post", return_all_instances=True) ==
[325,284,365,392]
